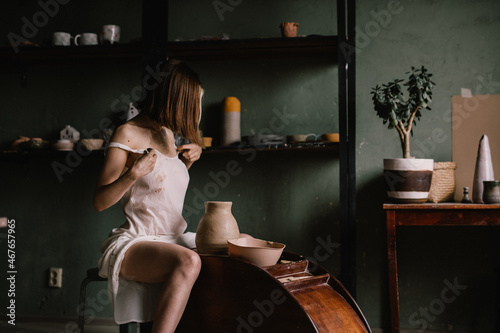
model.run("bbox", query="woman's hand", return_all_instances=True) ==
[177,144,202,169]
[128,148,158,180]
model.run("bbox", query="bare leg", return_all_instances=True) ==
[120,241,201,333]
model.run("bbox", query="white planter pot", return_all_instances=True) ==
[383,158,434,203]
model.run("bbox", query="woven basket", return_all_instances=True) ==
[428,162,457,203]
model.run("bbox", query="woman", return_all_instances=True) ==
[93,59,204,333]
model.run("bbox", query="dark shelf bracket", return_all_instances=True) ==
[142,0,169,82]
[338,0,357,298]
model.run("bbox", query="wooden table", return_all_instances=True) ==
[384,203,500,333]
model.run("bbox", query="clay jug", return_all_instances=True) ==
[196,201,240,254]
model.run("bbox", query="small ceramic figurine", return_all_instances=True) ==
[60,125,80,142]
[127,103,139,121]
[461,187,472,203]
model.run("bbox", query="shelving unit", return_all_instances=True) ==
[2,0,357,296]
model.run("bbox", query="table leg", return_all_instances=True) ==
[386,210,400,333]
[496,267,500,333]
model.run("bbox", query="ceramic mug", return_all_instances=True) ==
[100,25,120,44]
[74,33,98,46]
[52,32,72,46]
[202,137,213,147]
[321,133,340,142]
[483,180,500,204]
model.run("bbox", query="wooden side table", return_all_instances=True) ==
[384,203,500,333]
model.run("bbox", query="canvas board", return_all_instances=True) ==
[452,95,500,201]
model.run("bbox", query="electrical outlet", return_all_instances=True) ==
[48,267,63,288]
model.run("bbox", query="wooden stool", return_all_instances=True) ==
[78,267,152,333]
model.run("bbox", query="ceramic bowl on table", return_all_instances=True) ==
[227,238,285,267]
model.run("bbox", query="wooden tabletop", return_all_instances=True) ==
[384,203,500,210]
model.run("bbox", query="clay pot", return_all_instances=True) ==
[280,22,299,38]
[196,201,240,254]
[383,158,434,203]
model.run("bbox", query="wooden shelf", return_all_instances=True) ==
[0,36,337,64]
[203,141,339,154]
[0,142,338,162]
[0,43,143,64]
[168,35,338,60]
[0,149,105,162]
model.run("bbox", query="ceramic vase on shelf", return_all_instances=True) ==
[195,201,240,254]
[221,97,241,146]
[280,22,299,37]
[472,134,495,203]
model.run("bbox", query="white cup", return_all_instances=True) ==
[74,33,98,46]
[52,32,72,46]
[100,25,120,44]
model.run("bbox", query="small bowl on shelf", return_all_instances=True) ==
[23,138,49,150]
[79,139,104,150]
[227,238,286,267]
[52,139,74,151]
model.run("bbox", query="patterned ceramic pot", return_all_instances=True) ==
[383,158,434,203]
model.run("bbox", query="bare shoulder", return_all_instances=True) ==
[110,121,148,149]
[111,123,138,142]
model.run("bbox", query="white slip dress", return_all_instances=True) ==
[97,142,196,324]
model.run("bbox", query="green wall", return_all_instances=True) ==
[356,1,500,331]
[1,0,500,331]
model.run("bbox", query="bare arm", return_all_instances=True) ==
[93,148,158,211]
[92,119,159,214]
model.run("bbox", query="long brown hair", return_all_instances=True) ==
[138,59,203,146]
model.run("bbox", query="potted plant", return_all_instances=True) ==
[371,66,436,203]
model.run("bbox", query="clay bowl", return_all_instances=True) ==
[80,139,104,150]
[52,139,75,151]
[227,238,285,267]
